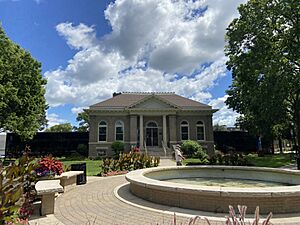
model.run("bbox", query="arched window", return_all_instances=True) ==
[146,122,157,128]
[196,121,205,141]
[98,121,107,142]
[180,121,189,140]
[115,120,124,141]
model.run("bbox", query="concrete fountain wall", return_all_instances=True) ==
[125,166,300,214]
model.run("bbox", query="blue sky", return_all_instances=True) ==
[0,0,243,128]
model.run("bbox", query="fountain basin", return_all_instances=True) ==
[125,166,300,214]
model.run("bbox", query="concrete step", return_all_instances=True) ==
[141,147,174,159]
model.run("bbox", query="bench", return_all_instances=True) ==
[55,171,84,192]
[35,180,63,216]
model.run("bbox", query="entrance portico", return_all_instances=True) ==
[135,111,176,150]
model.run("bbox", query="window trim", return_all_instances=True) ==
[115,120,124,141]
[196,120,205,141]
[180,120,189,141]
[98,121,107,142]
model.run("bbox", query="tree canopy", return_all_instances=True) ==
[225,0,299,149]
[0,26,47,140]
[74,110,89,132]
[45,123,73,132]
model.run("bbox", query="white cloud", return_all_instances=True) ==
[45,0,246,126]
[56,23,97,50]
[209,95,240,126]
[71,107,86,115]
[46,113,68,127]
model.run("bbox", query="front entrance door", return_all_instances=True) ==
[146,122,158,146]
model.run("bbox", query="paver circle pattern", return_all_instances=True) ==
[54,175,212,225]
[54,172,300,225]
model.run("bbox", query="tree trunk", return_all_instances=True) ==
[296,125,300,155]
[279,137,283,154]
[295,112,300,155]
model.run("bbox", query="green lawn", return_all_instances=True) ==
[183,153,295,168]
[61,159,102,176]
[246,153,295,168]
[183,158,205,165]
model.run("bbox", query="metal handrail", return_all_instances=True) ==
[161,141,167,157]
[144,141,148,155]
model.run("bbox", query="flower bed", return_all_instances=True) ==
[100,151,160,176]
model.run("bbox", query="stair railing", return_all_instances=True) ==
[143,141,148,155]
[161,141,167,157]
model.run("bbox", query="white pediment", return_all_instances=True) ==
[131,97,176,109]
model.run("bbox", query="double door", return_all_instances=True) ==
[146,127,158,146]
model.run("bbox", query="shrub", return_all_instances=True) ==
[181,140,200,157]
[215,150,224,164]
[208,151,249,166]
[194,148,209,163]
[66,152,86,161]
[208,155,217,165]
[35,155,63,177]
[77,144,88,156]
[181,140,208,163]
[111,141,125,158]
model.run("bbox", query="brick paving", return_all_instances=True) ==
[54,175,221,225]
[30,161,300,225]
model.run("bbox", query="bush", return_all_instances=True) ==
[181,140,199,157]
[111,141,125,158]
[208,151,249,166]
[66,152,86,161]
[181,140,208,163]
[77,144,88,156]
[194,148,209,163]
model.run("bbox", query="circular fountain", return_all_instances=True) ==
[125,166,300,214]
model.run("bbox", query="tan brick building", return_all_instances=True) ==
[87,92,217,157]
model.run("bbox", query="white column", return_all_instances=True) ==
[139,115,144,149]
[163,115,167,145]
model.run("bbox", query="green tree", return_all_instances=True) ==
[213,124,228,131]
[0,26,47,140]
[225,0,300,150]
[74,110,89,132]
[45,123,73,132]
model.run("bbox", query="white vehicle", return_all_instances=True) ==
[0,133,6,158]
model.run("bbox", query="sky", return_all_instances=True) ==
[0,0,245,128]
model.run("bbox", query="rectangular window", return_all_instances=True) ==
[181,127,189,140]
[197,127,205,141]
[99,127,106,142]
[115,126,124,141]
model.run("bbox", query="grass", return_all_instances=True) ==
[246,153,295,168]
[183,158,204,165]
[183,153,295,168]
[60,159,102,176]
